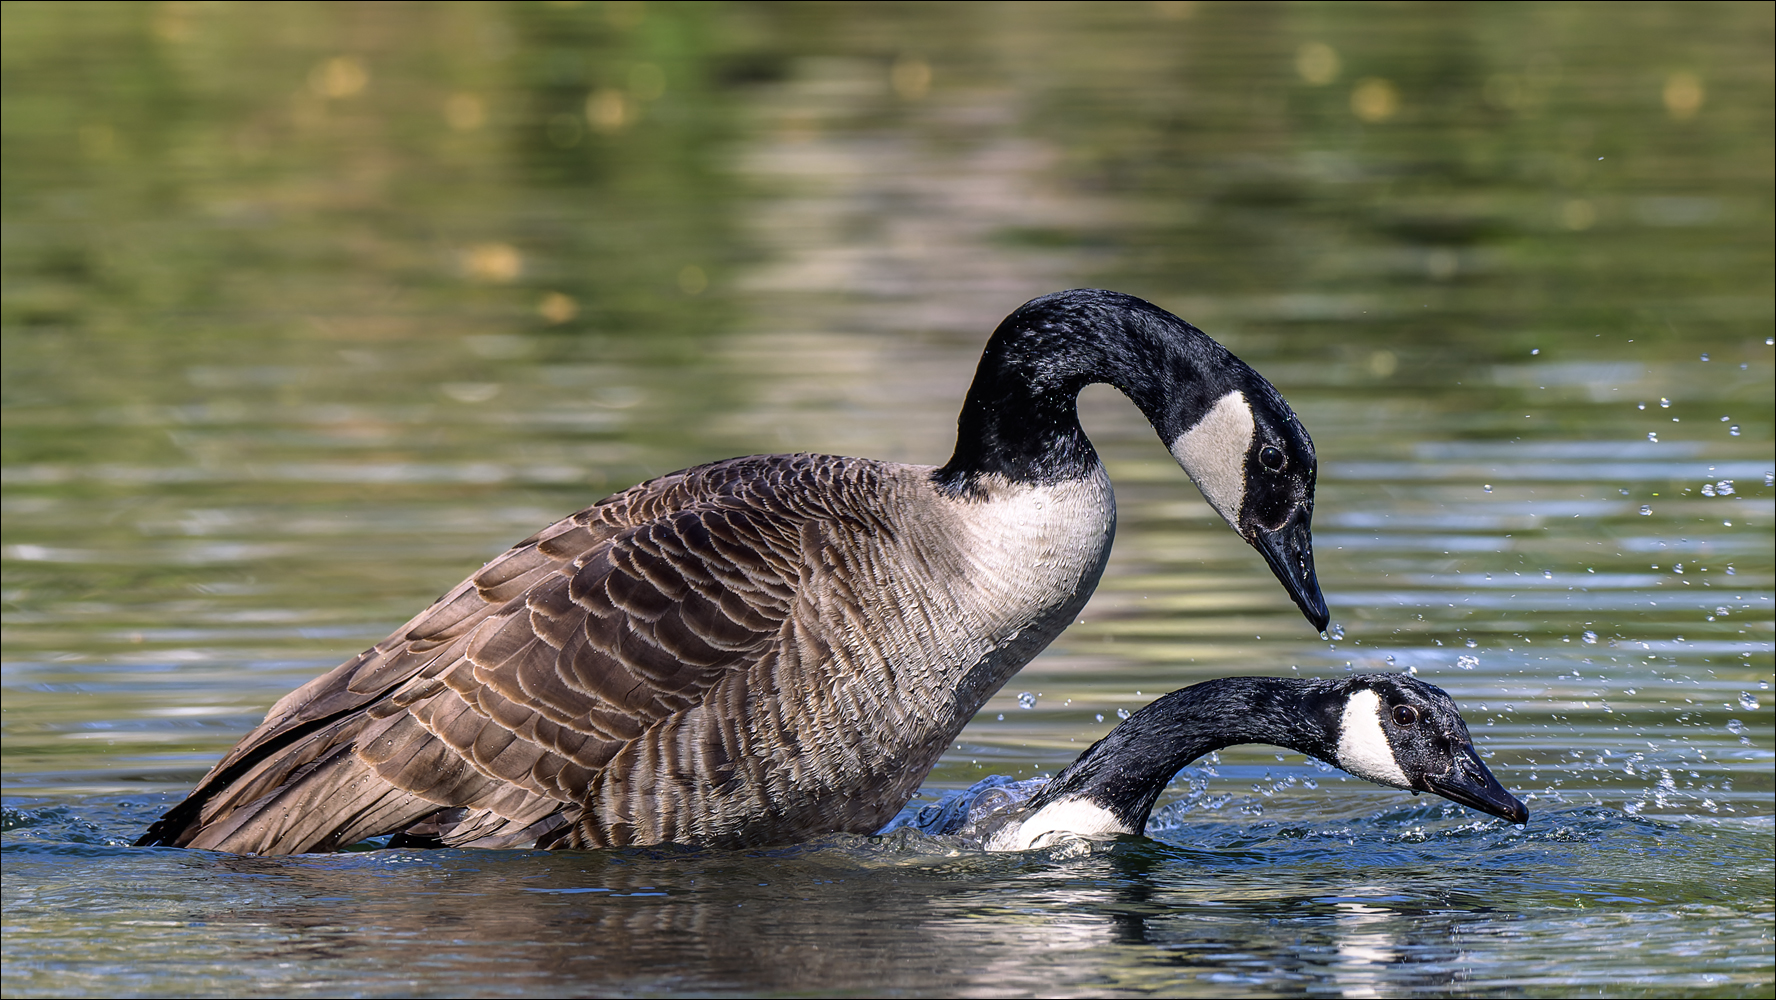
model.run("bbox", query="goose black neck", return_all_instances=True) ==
[1031,676,1346,833]
[934,289,1239,492]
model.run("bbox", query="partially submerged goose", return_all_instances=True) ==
[140,289,1329,854]
[893,674,1527,851]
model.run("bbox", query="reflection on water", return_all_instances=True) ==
[6,800,1770,996]
[3,2,1772,997]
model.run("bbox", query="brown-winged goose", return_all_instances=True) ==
[140,289,1329,854]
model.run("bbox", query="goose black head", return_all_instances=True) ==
[1332,675,1528,824]
[939,289,1328,631]
[1166,378,1327,632]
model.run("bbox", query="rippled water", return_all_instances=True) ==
[4,3,1772,997]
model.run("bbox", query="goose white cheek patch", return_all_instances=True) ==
[1170,390,1254,527]
[1337,689,1411,788]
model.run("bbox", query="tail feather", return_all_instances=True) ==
[187,745,440,854]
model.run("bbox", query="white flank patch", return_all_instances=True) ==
[985,796,1131,852]
[1169,390,1254,527]
[1336,689,1411,788]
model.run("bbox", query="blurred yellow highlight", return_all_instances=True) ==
[539,292,579,325]
[1296,43,1339,86]
[465,243,522,283]
[677,265,708,295]
[1350,78,1398,122]
[310,56,368,99]
[445,93,486,131]
[1664,72,1703,119]
[1368,350,1398,378]
[891,55,931,100]
[152,4,192,42]
[587,89,629,131]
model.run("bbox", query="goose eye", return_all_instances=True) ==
[1259,445,1285,471]
[1391,705,1420,727]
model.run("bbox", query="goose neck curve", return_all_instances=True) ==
[935,289,1232,493]
[1034,676,1345,832]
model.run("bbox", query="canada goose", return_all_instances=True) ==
[139,288,1328,854]
[889,674,1526,851]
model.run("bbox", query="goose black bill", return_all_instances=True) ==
[1250,508,1329,633]
[1426,743,1529,824]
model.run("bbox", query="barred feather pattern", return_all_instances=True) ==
[143,453,1116,854]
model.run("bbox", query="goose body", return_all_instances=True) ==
[140,289,1328,854]
[890,674,1527,851]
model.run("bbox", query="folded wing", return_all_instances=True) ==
[139,457,825,854]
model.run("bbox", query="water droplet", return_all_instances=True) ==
[1714,606,1729,617]
[1700,353,1709,361]
[1096,713,1104,723]
[1543,570,1553,580]
[1466,638,1477,648]
[1384,654,1396,665]
[1407,665,1419,676]
[1701,483,1716,496]
[1640,505,1653,515]
[1017,691,1037,710]
[1329,624,1345,640]
[997,713,1004,720]
[1726,719,1745,735]
[1457,655,1479,670]
[1729,425,1740,436]
[1660,398,1671,408]
[1531,348,1540,355]
[1647,432,1658,442]
[1716,480,1735,495]
[1738,692,1759,711]
[1117,708,1130,720]
[1637,402,1647,410]
[1582,630,1598,644]
[1483,484,1493,493]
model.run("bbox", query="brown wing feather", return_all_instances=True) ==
[140,457,822,853]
